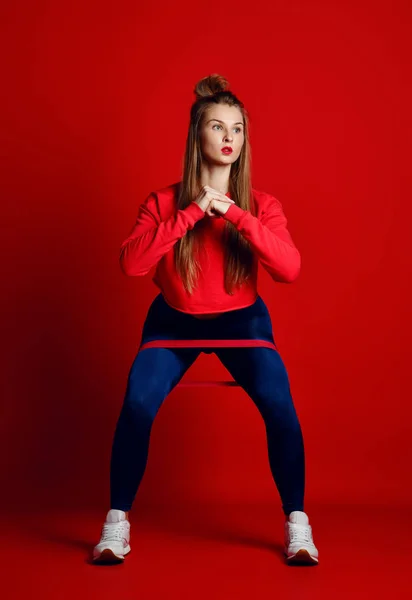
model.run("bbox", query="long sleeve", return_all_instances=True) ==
[119,193,205,276]
[223,196,301,283]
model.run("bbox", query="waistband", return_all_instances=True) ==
[138,293,277,352]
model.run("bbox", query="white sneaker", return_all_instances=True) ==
[284,511,319,565]
[93,509,131,563]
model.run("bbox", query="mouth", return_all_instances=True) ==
[221,147,233,155]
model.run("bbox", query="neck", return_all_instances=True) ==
[199,163,231,194]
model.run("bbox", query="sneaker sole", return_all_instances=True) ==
[93,545,131,564]
[285,548,318,565]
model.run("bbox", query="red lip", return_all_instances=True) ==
[221,147,233,154]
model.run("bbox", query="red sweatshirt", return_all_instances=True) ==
[119,182,301,314]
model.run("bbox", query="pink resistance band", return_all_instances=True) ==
[137,339,278,387]
[138,339,277,351]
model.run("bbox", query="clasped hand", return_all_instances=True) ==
[194,185,235,217]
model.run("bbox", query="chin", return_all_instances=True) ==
[207,157,231,166]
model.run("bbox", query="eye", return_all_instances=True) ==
[212,124,243,133]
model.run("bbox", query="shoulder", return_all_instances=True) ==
[149,181,181,208]
[150,181,180,201]
[251,187,284,212]
[140,181,179,211]
[141,182,180,220]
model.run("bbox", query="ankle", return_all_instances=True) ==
[109,508,129,520]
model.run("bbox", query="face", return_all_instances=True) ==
[199,104,245,165]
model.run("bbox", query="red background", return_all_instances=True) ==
[2,0,411,515]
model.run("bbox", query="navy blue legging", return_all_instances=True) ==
[109,344,305,516]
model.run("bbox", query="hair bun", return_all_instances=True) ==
[194,73,229,99]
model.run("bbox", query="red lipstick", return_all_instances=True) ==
[221,146,233,155]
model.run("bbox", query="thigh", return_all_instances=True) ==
[214,346,293,416]
[125,347,202,417]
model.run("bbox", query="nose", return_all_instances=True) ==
[223,130,233,142]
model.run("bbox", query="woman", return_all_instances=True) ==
[93,74,319,566]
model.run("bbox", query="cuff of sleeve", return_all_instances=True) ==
[184,201,206,221]
[223,203,246,225]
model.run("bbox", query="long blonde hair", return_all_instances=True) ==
[175,73,256,295]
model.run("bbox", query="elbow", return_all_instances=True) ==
[119,249,134,276]
[286,252,301,282]
[119,259,134,276]
[119,259,150,277]
[285,261,301,283]
[119,248,150,277]
[284,270,300,283]
[276,250,301,283]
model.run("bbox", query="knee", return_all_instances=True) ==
[123,375,165,423]
[253,379,299,426]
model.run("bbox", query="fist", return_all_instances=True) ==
[205,197,232,217]
[193,185,235,218]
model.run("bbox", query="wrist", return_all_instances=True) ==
[193,200,207,213]
[222,203,245,221]
[187,201,207,219]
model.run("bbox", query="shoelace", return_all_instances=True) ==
[288,523,313,543]
[101,521,128,542]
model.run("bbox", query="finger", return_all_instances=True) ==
[212,196,234,204]
[215,193,231,202]
[204,186,232,202]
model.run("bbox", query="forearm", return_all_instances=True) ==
[223,203,301,282]
[120,201,204,276]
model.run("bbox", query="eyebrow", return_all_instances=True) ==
[206,119,244,126]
